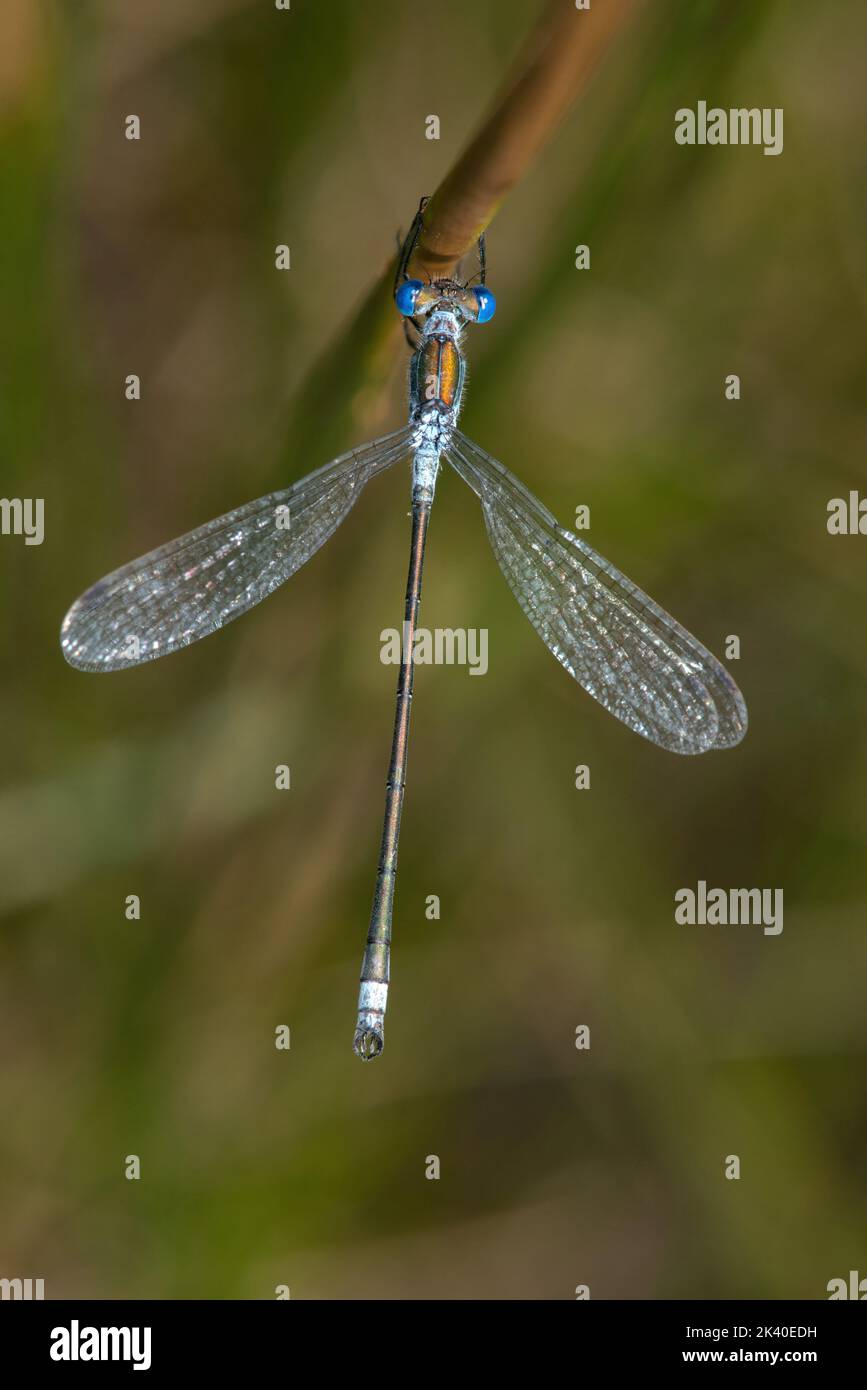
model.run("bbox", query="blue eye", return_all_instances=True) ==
[395,279,423,316]
[472,287,496,323]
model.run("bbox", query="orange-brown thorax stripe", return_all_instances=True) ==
[419,337,461,410]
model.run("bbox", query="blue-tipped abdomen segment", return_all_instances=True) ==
[472,286,496,323]
[396,278,424,316]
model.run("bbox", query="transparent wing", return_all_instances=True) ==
[446,430,747,755]
[62,427,412,672]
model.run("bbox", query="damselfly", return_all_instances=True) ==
[61,199,748,1060]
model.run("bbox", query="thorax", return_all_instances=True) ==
[409,311,466,425]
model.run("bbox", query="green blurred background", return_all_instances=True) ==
[1,0,865,1299]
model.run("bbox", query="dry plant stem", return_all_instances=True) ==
[294,0,643,443]
[412,0,645,281]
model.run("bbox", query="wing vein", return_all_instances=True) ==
[62,426,412,671]
[447,430,746,754]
